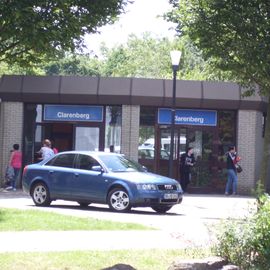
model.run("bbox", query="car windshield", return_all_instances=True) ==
[98,154,145,172]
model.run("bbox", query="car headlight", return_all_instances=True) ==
[137,184,157,190]
[176,183,182,191]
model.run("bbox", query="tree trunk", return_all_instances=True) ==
[260,96,270,190]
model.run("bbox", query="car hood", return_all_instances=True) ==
[109,171,178,184]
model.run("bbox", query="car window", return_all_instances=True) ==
[160,150,169,160]
[45,154,76,168]
[77,154,100,170]
[99,155,144,172]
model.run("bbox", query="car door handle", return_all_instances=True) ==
[74,173,79,177]
[49,171,54,174]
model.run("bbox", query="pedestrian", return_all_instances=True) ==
[37,139,54,161]
[109,145,114,153]
[51,140,59,154]
[6,144,22,191]
[225,145,241,195]
[179,147,195,192]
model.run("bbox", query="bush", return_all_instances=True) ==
[213,194,270,269]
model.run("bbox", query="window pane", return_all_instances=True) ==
[105,106,122,153]
[218,111,236,157]
[24,104,41,165]
[75,127,99,151]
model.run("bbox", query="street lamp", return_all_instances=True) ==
[169,50,181,178]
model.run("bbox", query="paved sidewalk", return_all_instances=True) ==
[0,230,204,253]
[0,189,254,253]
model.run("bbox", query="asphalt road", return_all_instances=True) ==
[0,190,256,252]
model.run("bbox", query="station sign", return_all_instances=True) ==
[158,108,217,126]
[44,105,103,122]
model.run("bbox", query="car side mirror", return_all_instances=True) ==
[91,165,104,172]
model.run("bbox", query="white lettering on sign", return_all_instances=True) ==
[57,112,90,120]
[175,115,204,124]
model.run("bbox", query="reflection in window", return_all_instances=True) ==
[105,106,122,153]
[24,104,40,165]
[218,111,236,160]
[139,107,155,160]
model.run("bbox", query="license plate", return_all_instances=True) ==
[164,193,178,199]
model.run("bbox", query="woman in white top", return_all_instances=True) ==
[38,139,54,161]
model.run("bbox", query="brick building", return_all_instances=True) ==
[0,75,268,194]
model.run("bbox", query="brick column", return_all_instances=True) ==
[0,102,24,187]
[237,110,264,194]
[121,105,140,161]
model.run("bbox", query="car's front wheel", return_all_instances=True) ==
[31,182,51,206]
[108,188,131,212]
[151,205,172,213]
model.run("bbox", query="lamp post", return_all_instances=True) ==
[169,50,181,178]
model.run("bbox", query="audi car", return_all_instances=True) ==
[22,151,183,213]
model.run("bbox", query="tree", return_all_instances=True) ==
[168,0,270,188]
[0,0,129,67]
[44,54,101,76]
[100,33,213,80]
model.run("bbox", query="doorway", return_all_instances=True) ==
[34,123,102,161]
[157,126,225,193]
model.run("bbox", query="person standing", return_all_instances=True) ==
[37,139,55,161]
[179,147,195,192]
[8,144,22,191]
[225,145,241,195]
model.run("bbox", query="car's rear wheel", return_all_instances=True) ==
[151,205,172,213]
[108,188,131,212]
[31,182,51,206]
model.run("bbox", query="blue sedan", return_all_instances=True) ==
[22,151,183,213]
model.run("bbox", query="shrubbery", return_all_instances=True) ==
[213,194,270,269]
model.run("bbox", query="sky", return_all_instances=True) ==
[85,0,176,55]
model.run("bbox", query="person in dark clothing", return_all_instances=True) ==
[225,145,241,195]
[180,147,195,192]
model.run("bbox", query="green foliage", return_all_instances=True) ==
[168,0,270,95]
[213,195,270,269]
[100,33,215,80]
[44,53,101,76]
[0,0,129,67]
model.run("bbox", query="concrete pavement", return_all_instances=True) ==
[0,189,256,253]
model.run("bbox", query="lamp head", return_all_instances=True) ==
[170,50,181,71]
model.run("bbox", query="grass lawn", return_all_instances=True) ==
[0,249,212,270]
[0,208,213,269]
[0,208,153,231]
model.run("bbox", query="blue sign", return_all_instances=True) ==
[44,105,103,122]
[158,108,217,126]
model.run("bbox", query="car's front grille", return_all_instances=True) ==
[157,184,177,191]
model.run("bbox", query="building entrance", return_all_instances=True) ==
[33,123,102,162]
[156,126,226,193]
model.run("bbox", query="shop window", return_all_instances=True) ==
[24,104,41,165]
[105,106,122,153]
[139,107,155,160]
[218,110,236,161]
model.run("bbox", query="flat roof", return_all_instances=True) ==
[0,75,267,111]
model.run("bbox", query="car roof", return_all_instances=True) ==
[56,151,121,156]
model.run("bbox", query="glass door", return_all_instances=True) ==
[75,127,99,151]
[157,126,221,192]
